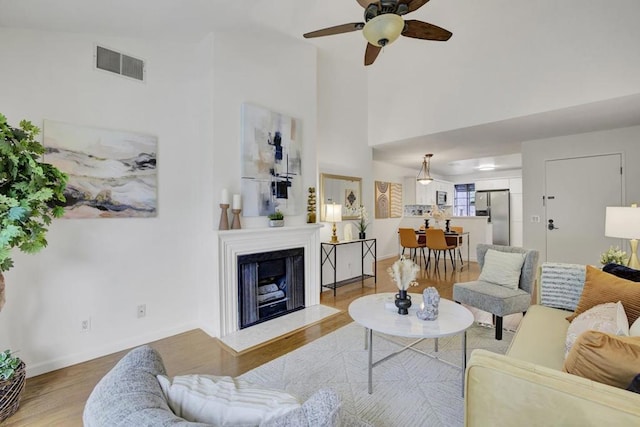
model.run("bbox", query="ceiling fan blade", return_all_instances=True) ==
[402,20,452,41]
[303,22,365,38]
[356,0,378,8]
[364,43,382,66]
[398,0,431,13]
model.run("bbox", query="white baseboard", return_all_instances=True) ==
[25,321,199,378]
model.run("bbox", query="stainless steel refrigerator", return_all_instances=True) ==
[475,189,510,245]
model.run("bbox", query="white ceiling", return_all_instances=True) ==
[2,0,640,176]
[373,93,640,175]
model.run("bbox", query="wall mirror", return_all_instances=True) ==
[320,173,362,221]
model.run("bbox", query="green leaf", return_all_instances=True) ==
[8,206,28,221]
[0,115,66,272]
[0,224,22,246]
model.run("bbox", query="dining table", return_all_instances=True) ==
[414,229,470,271]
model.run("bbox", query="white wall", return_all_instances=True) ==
[0,28,206,376]
[201,30,317,336]
[372,161,419,259]
[0,27,319,376]
[366,0,640,145]
[522,126,640,262]
[316,51,373,284]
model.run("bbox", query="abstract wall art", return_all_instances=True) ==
[241,103,302,216]
[375,181,403,219]
[390,183,403,218]
[43,120,157,218]
[375,181,389,219]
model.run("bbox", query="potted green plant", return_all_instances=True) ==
[268,211,284,227]
[0,349,25,422]
[600,246,628,266]
[0,114,68,311]
[356,205,368,239]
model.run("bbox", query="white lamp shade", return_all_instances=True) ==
[325,204,343,223]
[362,14,404,47]
[605,206,640,239]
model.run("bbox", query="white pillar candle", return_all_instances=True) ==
[221,188,229,204]
[233,194,241,210]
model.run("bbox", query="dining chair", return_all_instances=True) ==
[398,228,427,266]
[449,226,464,267]
[425,228,457,272]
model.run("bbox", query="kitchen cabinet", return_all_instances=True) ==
[403,176,417,205]
[416,179,454,206]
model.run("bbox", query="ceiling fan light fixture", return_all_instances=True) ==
[363,14,404,47]
[417,153,434,185]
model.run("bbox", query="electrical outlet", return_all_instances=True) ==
[80,318,91,332]
[137,304,146,318]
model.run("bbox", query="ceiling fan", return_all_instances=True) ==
[303,0,452,66]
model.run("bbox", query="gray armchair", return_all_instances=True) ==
[453,244,539,340]
[83,345,346,426]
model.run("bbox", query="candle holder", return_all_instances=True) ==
[231,209,242,229]
[218,204,230,230]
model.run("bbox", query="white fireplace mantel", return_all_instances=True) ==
[218,225,322,337]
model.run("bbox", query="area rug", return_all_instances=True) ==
[239,321,513,427]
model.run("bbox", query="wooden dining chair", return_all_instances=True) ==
[450,226,464,267]
[398,228,427,266]
[425,228,457,272]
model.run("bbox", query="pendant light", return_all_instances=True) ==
[416,154,434,185]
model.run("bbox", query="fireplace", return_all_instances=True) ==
[237,247,305,329]
[217,225,322,337]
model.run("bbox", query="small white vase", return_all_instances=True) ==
[269,219,284,227]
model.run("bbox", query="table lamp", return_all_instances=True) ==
[325,203,342,244]
[605,204,640,269]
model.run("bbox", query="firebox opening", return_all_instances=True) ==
[237,247,305,330]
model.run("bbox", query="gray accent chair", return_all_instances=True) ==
[83,345,347,426]
[453,244,539,340]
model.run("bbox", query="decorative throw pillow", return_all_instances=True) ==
[157,374,301,425]
[540,262,586,311]
[478,249,526,289]
[631,317,640,337]
[563,330,640,389]
[565,301,629,358]
[627,374,640,394]
[603,263,640,282]
[566,265,640,324]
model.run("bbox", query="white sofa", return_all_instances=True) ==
[464,265,640,426]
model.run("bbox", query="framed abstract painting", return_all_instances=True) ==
[241,103,303,217]
[44,120,157,218]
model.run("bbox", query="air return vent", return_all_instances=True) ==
[96,45,145,82]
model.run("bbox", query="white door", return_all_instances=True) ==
[545,154,623,264]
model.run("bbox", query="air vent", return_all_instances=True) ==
[96,45,145,82]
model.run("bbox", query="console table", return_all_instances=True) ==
[320,238,377,297]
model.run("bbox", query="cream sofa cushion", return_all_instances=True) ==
[507,304,571,371]
[466,349,640,427]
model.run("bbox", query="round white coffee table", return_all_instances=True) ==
[348,292,474,394]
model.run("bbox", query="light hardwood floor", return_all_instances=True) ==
[6,256,521,426]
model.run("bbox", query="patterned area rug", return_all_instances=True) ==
[239,321,514,427]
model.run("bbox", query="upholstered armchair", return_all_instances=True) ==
[453,244,539,340]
